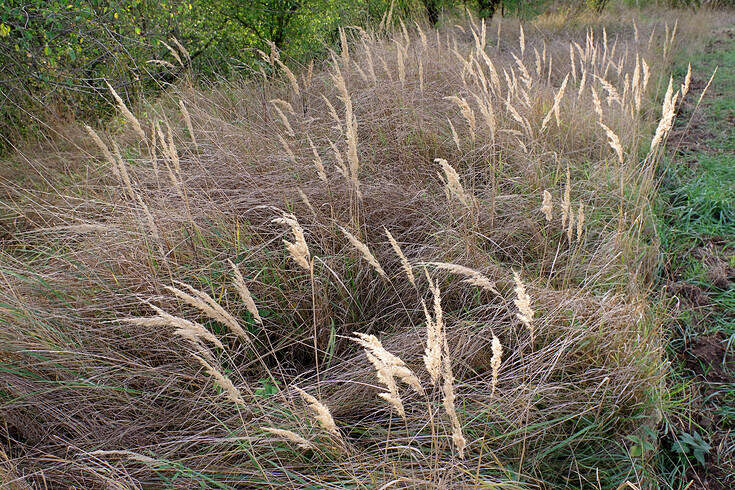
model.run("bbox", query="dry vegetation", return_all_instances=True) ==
[0,7,726,489]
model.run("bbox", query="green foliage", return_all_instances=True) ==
[671,431,712,466]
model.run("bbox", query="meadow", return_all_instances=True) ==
[0,6,732,488]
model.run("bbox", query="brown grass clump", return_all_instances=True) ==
[1,7,722,488]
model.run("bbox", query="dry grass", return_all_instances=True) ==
[1,6,728,488]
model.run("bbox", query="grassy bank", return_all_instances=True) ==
[0,8,730,489]
[656,25,735,488]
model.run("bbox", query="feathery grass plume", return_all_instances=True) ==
[332,64,361,198]
[227,259,262,325]
[147,58,176,69]
[641,58,650,94]
[578,69,587,98]
[105,81,145,140]
[339,226,386,279]
[161,40,184,68]
[297,187,316,216]
[307,136,328,184]
[178,100,197,150]
[650,77,679,152]
[681,63,692,99]
[473,93,496,141]
[277,134,296,164]
[272,213,311,271]
[321,95,343,134]
[352,332,424,418]
[599,122,624,165]
[275,59,300,98]
[490,334,502,398]
[445,96,476,143]
[339,27,349,66]
[542,73,569,130]
[541,190,553,222]
[576,202,585,242]
[519,24,525,57]
[436,158,469,206]
[165,281,250,342]
[127,304,224,350]
[448,118,461,152]
[590,87,604,121]
[87,450,158,464]
[414,20,428,50]
[567,206,575,243]
[513,270,535,341]
[85,125,117,169]
[442,372,466,458]
[154,121,183,198]
[193,355,245,406]
[329,139,349,180]
[436,292,465,460]
[295,387,340,437]
[261,428,314,450]
[597,76,621,106]
[270,100,295,137]
[170,37,190,63]
[395,40,406,88]
[422,273,444,386]
[428,262,499,294]
[561,167,571,229]
[384,227,415,287]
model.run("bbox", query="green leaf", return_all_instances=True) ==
[0,23,9,37]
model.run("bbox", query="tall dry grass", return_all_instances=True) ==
[1,7,730,488]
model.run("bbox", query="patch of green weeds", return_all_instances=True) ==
[655,31,735,488]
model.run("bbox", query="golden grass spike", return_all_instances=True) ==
[272,213,311,271]
[490,334,502,398]
[650,77,678,152]
[227,259,262,325]
[681,63,692,99]
[353,332,424,419]
[541,190,553,222]
[295,387,340,437]
[339,226,386,279]
[193,355,245,406]
[428,262,499,294]
[261,428,314,450]
[599,122,624,165]
[167,281,250,342]
[106,81,146,140]
[161,40,184,68]
[84,125,116,169]
[435,158,469,206]
[307,136,328,184]
[384,227,415,287]
[422,272,444,386]
[513,270,535,341]
[275,59,300,98]
[445,96,476,143]
[270,101,295,137]
[447,118,461,152]
[567,206,575,244]
[127,304,224,350]
[339,27,349,66]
